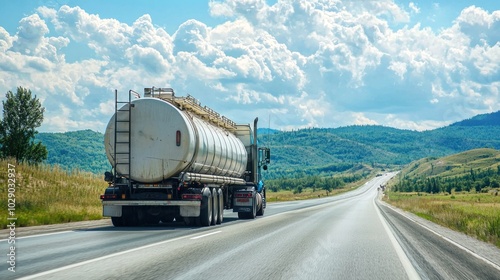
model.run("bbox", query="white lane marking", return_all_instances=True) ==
[382,202,500,272]
[19,229,222,280]
[190,230,222,240]
[0,230,73,242]
[374,197,421,280]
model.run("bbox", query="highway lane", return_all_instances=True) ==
[2,174,411,279]
[1,173,499,279]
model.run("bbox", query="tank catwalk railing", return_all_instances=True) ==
[144,87,236,130]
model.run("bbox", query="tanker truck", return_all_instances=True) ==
[100,87,270,227]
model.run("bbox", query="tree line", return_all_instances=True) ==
[266,173,366,193]
[393,166,500,194]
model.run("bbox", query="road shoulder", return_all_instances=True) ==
[377,197,500,270]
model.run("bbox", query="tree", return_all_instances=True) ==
[0,87,47,164]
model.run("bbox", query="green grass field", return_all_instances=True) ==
[0,159,108,228]
[383,191,500,248]
[384,148,500,248]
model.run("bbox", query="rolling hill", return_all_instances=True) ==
[397,148,500,179]
[35,130,109,174]
[390,148,500,194]
[264,111,500,178]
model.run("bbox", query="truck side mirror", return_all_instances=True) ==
[265,149,270,163]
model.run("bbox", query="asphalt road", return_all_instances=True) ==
[2,173,500,279]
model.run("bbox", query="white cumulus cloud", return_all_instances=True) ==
[409,2,420,14]
[0,1,498,133]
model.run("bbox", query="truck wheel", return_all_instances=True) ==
[249,195,257,219]
[161,216,174,223]
[211,188,218,226]
[111,217,124,227]
[256,201,265,216]
[256,193,264,216]
[217,188,224,224]
[146,215,161,225]
[136,208,146,226]
[184,217,195,226]
[127,213,139,226]
[123,207,139,226]
[200,188,212,226]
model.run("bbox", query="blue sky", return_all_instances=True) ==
[0,0,499,132]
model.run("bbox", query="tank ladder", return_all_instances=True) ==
[113,90,135,189]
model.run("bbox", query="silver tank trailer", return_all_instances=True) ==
[104,98,248,183]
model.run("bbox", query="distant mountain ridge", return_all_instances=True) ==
[36,111,500,177]
[450,110,500,127]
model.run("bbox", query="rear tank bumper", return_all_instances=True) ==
[102,200,201,217]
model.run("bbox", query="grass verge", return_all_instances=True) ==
[0,159,108,228]
[383,191,500,248]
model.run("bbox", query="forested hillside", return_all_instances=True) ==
[450,111,500,127]
[37,111,500,177]
[36,130,109,174]
[384,148,500,248]
[391,148,500,193]
[264,111,500,178]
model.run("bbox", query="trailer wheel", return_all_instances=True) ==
[184,217,195,226]
[160,216,174,224]
[200,188,212,226]
[123,207,139,226]
[216,188,224,224]
[111,217,124,227]
[146,215,161,225]
[211,188,218,226]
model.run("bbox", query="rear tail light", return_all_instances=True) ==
[100,194,118,199]
[235,192,253,198]
[182,194,202,200]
